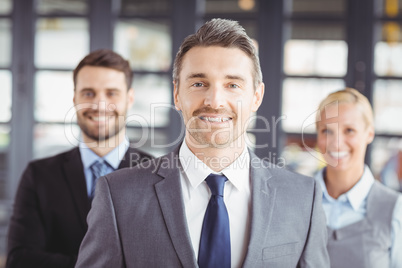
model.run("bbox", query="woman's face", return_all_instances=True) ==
[317,103,374,172]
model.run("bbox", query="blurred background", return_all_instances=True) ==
[1,0,402,266]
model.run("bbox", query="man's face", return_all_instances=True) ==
[73,66,134,142]
[174,46,264,148]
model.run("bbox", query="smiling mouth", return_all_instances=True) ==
[329,151,349,159]
[87,114,115,122]
[199,116,232,123]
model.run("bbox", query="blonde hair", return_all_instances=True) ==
[316,88,374,129]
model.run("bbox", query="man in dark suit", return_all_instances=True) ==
[6,49,153,268]
[76,19,329,267]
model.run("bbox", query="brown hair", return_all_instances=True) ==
[73,49,133,90]
[316,88,374,129]
[173,18,262,89]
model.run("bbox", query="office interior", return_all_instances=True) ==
[1,0,402,266]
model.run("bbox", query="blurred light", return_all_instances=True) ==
[384,22,400,44]
[127,26,139,40]
[385,0,399,17]
[41,18,61,30]
[238,0,255,11]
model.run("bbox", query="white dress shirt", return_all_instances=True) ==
[315,166,402,267]
[179,141,251,268]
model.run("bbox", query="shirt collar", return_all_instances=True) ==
[79,139,129,170]
[315,165,374,211]
[315,170,333,203]
[346,166,374,210]
[179,140,250,191]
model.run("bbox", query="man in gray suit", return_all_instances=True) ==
[76,19,329,268]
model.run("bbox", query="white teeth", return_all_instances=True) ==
[329,151,348,159]
[92,116,107,121]
[200,116,230,122]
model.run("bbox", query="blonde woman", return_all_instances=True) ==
[315,88,402,268]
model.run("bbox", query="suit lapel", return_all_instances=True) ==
[152,149,276,267]
[154,150,198,267]
[118,147,135,169]
[62,148,91,229]
[61,147,146,231]
[242,153,276,267]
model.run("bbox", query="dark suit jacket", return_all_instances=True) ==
[76,148,329,268]
[6,147,153,268]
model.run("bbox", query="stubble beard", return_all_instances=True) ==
[186,106,243,148]
[188,118,242,149]
[77,110,126,143]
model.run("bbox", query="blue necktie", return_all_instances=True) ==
[198,174,231,268]
[89,160,109,200]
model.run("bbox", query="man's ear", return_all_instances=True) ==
[252,82,265,112]
[127,88,135,109]
[173,82,181,111]
[73,90,76,105]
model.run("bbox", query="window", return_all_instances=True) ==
[0,0,12,263]
[371,0,402,189]
[281,0,347,176]
[116,1,173,157]
[33,14,89,158]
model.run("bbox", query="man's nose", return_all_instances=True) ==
[93,93,108,112]
[204,85,225,109]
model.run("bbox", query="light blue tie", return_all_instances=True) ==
[89,160,109,200]
[198,174,231,268]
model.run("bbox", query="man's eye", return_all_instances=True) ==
[192,82,204,87]
[228,84,240,89]
[83,92,94,97]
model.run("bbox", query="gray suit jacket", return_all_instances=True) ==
[76,149,329,268]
